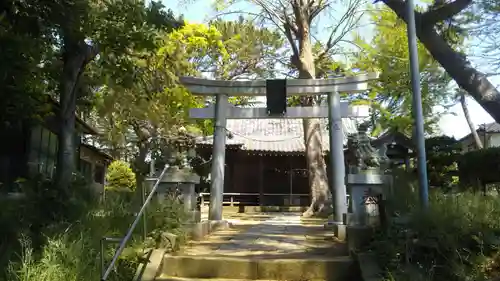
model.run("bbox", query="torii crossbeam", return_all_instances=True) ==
[180,73,379,224]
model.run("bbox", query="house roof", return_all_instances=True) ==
[196,118,358,153]
[478,122,500,133]
[459,122,500,141]
[80,143,114,162]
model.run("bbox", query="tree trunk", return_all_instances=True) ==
[294,17,332,218]
[382,0,500,123]
[301,119,332,217]
[132,141,150,209]
[55,41,98,190]
[460,91,483,149]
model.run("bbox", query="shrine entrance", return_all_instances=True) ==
[180,74,378,225]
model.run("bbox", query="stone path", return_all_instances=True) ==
[179,212,348,259]
[159,213,359,281]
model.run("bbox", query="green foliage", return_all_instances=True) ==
[1,0,186,185]
[459,147,500,187]
[105,160,136,192]
[0,174,96,278]
[353,7,455,135]
[1,177,186,281]
[382,168,420,215]
[208,17,285,80]
[372,185,500,281]
[0,0,58,125]
[469,0,500,70]
[91,22,223,162]
[91,18,283,170]
[426,136,460,190]
[199,18,286,132]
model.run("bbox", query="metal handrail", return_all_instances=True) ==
[198,192,309,196]
[100,165,169,281]
[100,237,122,277]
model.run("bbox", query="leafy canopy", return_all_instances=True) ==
[352,7,456,136]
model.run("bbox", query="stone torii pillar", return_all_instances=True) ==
[180,74,378,223]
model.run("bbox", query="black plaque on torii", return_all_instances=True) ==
[266,79,287,116]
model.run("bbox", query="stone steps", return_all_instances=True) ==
[155,214,359,281]
[156,277,278,281]
[159,254,355,281]
[157,276,328,281]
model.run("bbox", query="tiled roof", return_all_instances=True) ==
[196,118,358,152]
[459,122,500,141]
[479,122,500,133]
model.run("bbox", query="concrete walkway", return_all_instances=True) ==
[179,212,348,259]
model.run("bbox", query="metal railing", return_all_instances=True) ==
[100,165,169,281]
[198,192,350,207]
[198,192,310,206]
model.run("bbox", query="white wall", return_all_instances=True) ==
[489,133,500,147]
[461,132,500,153]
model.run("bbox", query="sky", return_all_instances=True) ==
[164,0,497,139]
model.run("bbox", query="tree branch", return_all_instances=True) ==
[381,0,416,23]
[421,0,472,25]
[251,0,300,63]
[284,16,300,58]
[382,0,500,124]
[253,0,290,32]
[315,0,364,62]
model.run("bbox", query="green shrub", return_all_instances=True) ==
[0,174,98,280]
[371,172,500,281]
[459,147,500,189]
[383,168,420,215]
[1,173,186,281]
[425,136,460,190]
[105,160,136,192]
[0,174,95,247]
[5,201,136,281]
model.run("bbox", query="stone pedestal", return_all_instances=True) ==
[180,183,195,212]
[347,173,385,226]
[150,166,201,223]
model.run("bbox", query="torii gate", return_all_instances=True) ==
[180,73,378,224]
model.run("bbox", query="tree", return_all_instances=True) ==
[377,0,500,124]
[469,0,500,72]
[203,18,287,127]
[90,17,286,153]
[209,0,369,217]
[50,0,184,191]
[93,22,232,204]
[208,17,285,80]
[37,0,184,191]
[458,89,483,149]
[87,4,185,160]
[352,7,455,136]
[44,0,170,190]
[425,136,460,190]
[0,0,190,192]
[0,1,55,126]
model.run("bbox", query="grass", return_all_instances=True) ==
[370,169,500,281]
[1,181,187,281]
